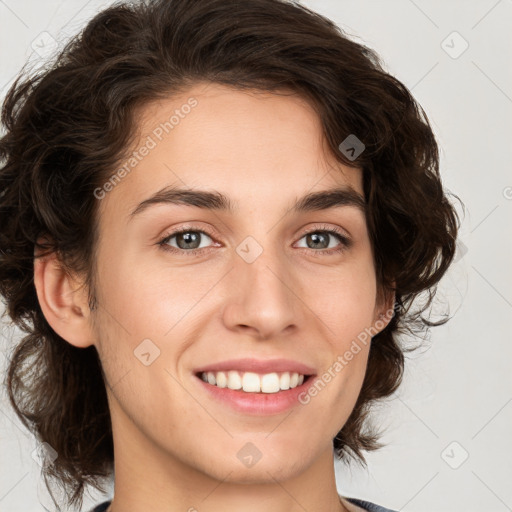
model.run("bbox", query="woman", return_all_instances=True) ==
[0,0,459,511]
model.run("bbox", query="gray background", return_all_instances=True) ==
[1,0,511,511]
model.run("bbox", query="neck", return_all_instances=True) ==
[103,390,351,512]
[106,428,349,512]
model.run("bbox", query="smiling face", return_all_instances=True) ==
[82,82,392,494]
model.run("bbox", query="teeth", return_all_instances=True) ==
[227,370,242,390]
[216,371,228,388]
[200,370,307,393]
[243,372,261,392]
[260,373,279,393]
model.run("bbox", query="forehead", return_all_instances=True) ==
[97,82,363,221]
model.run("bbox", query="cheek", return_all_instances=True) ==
[97,250,215,340]
[302,256,378,335]
[299,256,376,393]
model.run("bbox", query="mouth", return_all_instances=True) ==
[191,358,317,415]
[194,370,314,393]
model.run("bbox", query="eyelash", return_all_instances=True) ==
[157,224,351,257]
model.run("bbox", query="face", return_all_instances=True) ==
[89,82,391,486]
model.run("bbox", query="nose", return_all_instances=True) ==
[221,245,299,340]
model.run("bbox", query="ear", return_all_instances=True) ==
[372,282,396,334]
[33,246,96,348]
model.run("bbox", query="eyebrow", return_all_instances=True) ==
[128,184,366,220]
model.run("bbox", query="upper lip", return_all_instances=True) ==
[194,358,316,376]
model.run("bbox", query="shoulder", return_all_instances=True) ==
[345,496,398,512]
[88,501,111,512]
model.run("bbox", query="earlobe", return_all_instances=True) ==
[33,251,95,348]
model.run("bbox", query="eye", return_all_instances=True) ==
[158,228,216,255]
[157,223,351,257]
[295,225,351,255]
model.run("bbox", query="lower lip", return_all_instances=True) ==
[194,374,317,415]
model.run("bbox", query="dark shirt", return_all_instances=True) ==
[90,497,397,512]
[91,503,110,512]
[346,497,397,511]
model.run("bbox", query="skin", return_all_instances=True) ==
[34,82,394,512]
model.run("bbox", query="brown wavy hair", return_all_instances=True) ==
[0,0,461,510]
